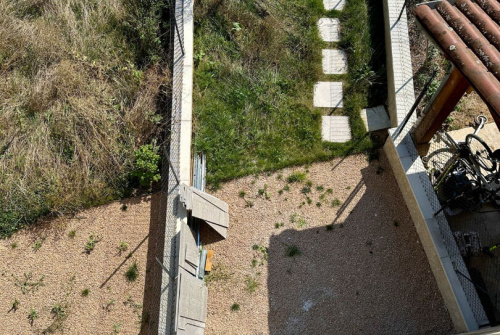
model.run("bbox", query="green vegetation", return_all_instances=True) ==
[68,230,76,238]
[245,276,259,293]
[130,142,161,186]
[285,245,301,257]
[0,0,169,237]
[11,298,19,312]
[10,242,17,249]
[84,234,100,254]
[28,308,39,326]
[118,241,129,255]
[194,0,386,187]
[125,261,139,282]
[231,303,240,312]
[287,172,307,184]
[33,238,44,251]
[13,272,45,294]
[205,263,232,284]
[81,288,90,297]
[331,198,342,207]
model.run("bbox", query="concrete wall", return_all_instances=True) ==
[382,0,416,127]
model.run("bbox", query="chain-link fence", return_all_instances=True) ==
[157,0,185,333]
[391,90,491,327]
[420,125,500,326]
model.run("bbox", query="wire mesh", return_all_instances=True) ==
[157,0,185,334]
[394,104,492,326]
[420,127,500,326]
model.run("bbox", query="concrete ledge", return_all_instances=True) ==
[382,0,416,127]
[384,134,479,332]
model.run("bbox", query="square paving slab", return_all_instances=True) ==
[321,115,351,142]
[322,49,348,74]
[314,82,343,108]
[318,18,340,42]
[323,0,346,11]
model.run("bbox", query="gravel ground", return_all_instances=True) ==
[0,195,158,335]
[204,151,456,335]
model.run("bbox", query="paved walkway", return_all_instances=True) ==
[316,4,350,143]
[316,1,390,143]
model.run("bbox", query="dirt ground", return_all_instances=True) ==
[204,151,456,335]
[0,195,163,335]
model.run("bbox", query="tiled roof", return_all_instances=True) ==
[414,0,500,123]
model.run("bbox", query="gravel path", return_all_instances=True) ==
[204,151,455,335]
[0,195,157,335]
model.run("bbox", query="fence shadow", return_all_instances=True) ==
[140,191,167,335]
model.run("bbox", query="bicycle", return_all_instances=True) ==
[422,115,500,213]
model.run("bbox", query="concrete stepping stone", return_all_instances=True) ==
[314,82,343,108]
[322,49,348,74]
[318,18,340,42]
[324,0,346,11]
[360,105,391,132]
[322,116,351,142]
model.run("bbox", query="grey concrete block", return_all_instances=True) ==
[361,105,391,131]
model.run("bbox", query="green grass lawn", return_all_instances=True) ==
[193,0,387,187]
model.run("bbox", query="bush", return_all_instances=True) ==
[131,143,161,187]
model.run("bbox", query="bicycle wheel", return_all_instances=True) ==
[466,134,496,172]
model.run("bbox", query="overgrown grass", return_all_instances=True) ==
[193,0,387,187]
[0,0,170,237]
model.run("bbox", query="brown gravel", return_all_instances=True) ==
[0,195,160,335]
[204,151,456,335]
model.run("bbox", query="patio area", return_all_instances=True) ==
[203,152,455,335]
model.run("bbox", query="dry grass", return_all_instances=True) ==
[0,0,169,236]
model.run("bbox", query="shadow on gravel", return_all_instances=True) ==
[140,191,167,335]
[267,156,455,335]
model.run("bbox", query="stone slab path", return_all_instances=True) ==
[314,82,343,108]
[318,18,341,42]
[315,1,352,143]
[322,49,348,74]
[324,0,346,11]
[322,116,351,142]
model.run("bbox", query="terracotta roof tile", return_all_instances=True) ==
[414,0,500,125]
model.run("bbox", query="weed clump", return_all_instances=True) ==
[285,245,301,257]
[28,308,39,326]
[125,261,139,282]
[231,303,240,311]
[84,234,101,254]
[245,276,259,293]
[287,172,307,183]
